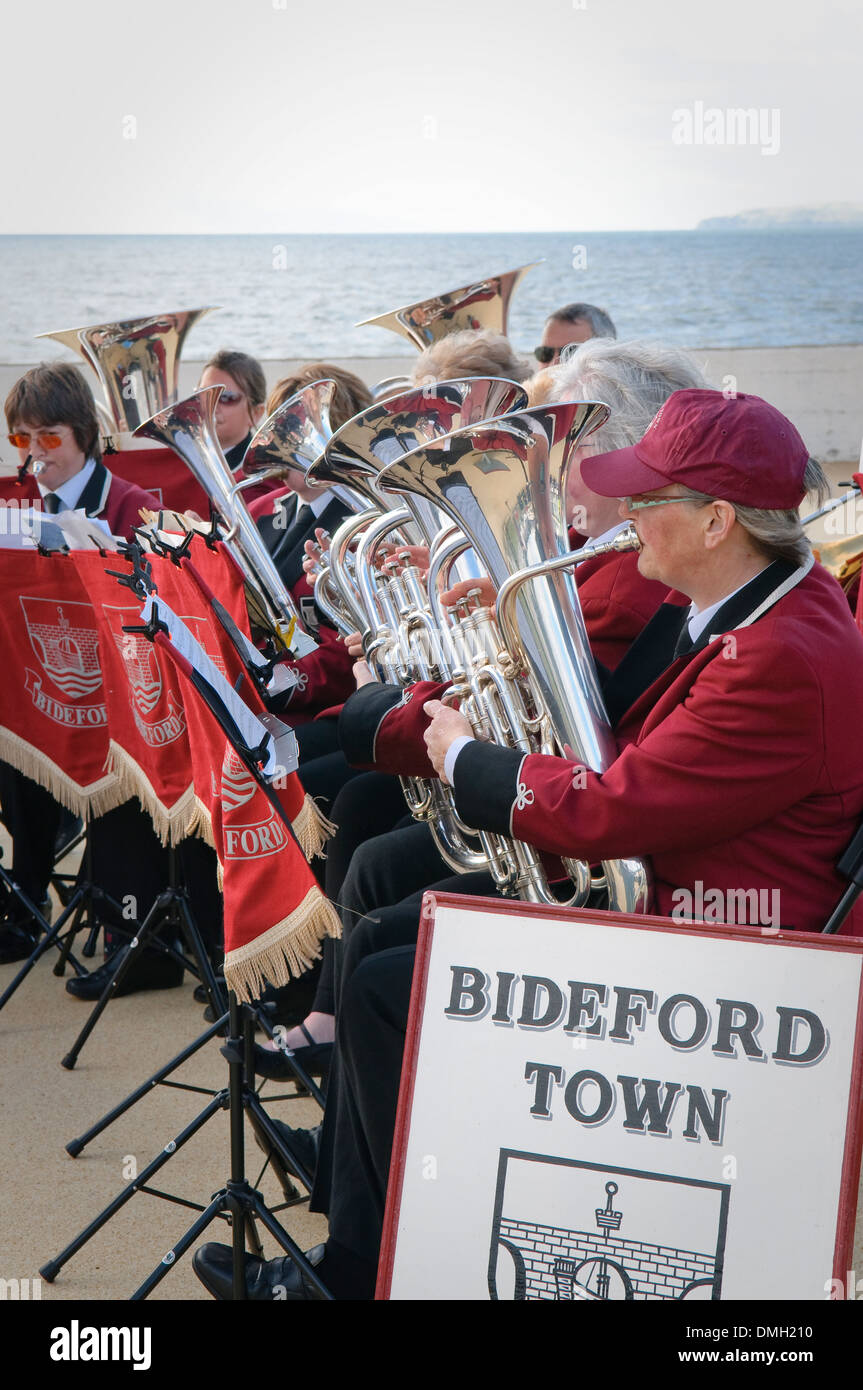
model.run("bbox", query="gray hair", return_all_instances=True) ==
[548,302,617,340]
[676,459,828,568]
[543,338,710,452]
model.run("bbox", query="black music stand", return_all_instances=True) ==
[40,592,334,1299]
[0,823,136,1014]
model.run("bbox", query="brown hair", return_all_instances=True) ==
[411,329,532,385]
[202,349,267,408]
[5,362,101,462]
[266,363,373,430]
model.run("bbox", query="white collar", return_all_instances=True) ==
[687,581,754,642]
[275,488,332,522]
[307,488,334,520]
[37,457,97,511]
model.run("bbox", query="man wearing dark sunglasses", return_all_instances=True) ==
[5,362,160,540]
[535,301,617,365]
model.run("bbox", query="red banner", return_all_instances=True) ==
[213,740,339,1001]
[0,551,123,817]
[72,551,199,843]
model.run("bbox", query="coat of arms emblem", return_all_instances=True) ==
[20,597,103,699]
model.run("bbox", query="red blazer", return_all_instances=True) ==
[339,547,668,775]
[98,471,162,542]
[251,488,356,722]
[0,462,160,543]
[248,485,291,522]
[451,561,863,935]
[274,574,355,722]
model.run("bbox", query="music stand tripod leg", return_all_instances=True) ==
[128,995,333,1300]
[39,1090,227,1286]
[41,994,334,1299]
[0,872,93,1013]
[65,1012,229,1157]
[59,885,193,1070]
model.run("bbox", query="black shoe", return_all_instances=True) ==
[194,980,226,1005]
[253,1035,333,1080]
[65,951,184,1000]
[192,1241,328,1301]
[0,922,38,965]
[254,1118,322,1185]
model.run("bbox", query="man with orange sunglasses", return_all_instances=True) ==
[5,361,159,539]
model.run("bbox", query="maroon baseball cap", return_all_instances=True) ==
[581,389,809,508]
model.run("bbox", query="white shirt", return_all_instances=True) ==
[37,457,97,513]
[307,488,334,520]
[686,578,757,643]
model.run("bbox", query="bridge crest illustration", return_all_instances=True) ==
[489,1152,730,1301]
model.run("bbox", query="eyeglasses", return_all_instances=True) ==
[8,431,66,450]
[533,346,556,364]
[217,390,245,406]
[624,495,697,511]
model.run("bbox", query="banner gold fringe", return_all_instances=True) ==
[222,885,342,1003]
[190,796,216,848]
[0,726,124,821]
[106,742,198,846]
[293,793,338,861]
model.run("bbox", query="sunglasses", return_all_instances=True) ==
[216,390,245,406]
[533,346,556,364]
[8,430,66,450]
[624,495,701,511]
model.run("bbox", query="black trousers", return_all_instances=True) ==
[312,860,500,1271]
[93,801,223,960]
[0,763,62,906]
[308,774,415,1015]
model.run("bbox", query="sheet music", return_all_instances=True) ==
[140,594,278,776]
[0,507,65,549]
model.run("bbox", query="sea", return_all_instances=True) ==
[1,231,861,362]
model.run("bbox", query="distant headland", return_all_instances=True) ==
[697,203,863,231]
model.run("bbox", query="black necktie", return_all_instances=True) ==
[43,493,61,514]
[673,612,695,659]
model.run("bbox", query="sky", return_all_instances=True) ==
[2,0,861,233]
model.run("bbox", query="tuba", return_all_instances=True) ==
[134,386,304,646]
[377,401,651,915]
[357,263,538,350]
[36,308,216,436]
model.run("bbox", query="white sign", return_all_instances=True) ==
[380,896,863,1301]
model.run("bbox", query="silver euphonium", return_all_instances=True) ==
[36,307,217,436]
[306,376,529,654]
[242,379,370,635]
[133,386,304,647]
[377,401,651,915]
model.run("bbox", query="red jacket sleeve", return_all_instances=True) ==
[338,679,448,773]
[270,575,355,717]
[453,633,827,859]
